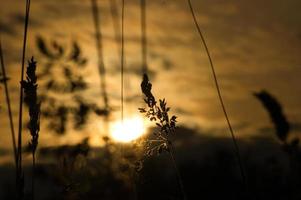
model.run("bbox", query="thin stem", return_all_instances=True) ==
[109,0,121,57]
[169,143,187,200]
[17,0,31,198]
[140,0,147,74]
[32,153,35,200]
[186,0,248,192]
[91,0,110,134]
[91,0,109,111]
[0,38,17,166]
[121,0,125,122]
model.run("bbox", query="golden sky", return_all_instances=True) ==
[0,0,301,160]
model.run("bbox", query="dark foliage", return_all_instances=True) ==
[254,90,290,142]
[36,36,109,134]
[39,138,90,160]
[255,90,301,199]
[139,74,178,159]
[3,127,301,200]
[73,97,109,129]
[139,74,186,200]
[21,57,40,154]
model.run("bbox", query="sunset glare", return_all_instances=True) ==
[110,116,146,143]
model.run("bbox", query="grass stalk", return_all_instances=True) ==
[109,0,121,56]
[22,57,40,200]
[121,0,125,122]
[140,74,187,200]
[169,143,187,200]
[0,38,18,166]
[90,0,109,111]
[17,0,31,198]
[186,0,248,191]
[91,0,110,134]
[140,0,147,74]
[138,2,186,198]
[32,154,36,200]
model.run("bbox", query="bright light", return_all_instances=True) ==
[110,116,146,143]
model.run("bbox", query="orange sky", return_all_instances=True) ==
[0,0,301,162]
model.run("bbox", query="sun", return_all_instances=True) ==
[110,116,146,143]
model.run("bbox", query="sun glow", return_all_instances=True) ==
[110,116,146,143]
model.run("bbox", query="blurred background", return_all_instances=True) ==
[0,0,301,199]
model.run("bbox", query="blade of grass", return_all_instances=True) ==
[90,0,109,111]
[109,0,121,57]
[22,57,40,200]
[138,2,186,199]
[169,143,187,200]
[121,0,125,122]
[186,0,248,193]
[91,0,110,133]
[0,38,17,166]
[140,0,147,74]
[140,74,187,200]
[17,0,31,198]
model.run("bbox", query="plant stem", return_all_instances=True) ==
[32,153,35,200]
[90,0,109,111]
[169,143,187,200]
[121,0,125,123]
[17,0,31,198]
[91,0,110,134]
[140,0,147,74]
[109,0,121,56]
[0,38,17,166]
[186,0,248,192]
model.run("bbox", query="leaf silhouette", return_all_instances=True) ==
[36,36,55,59]
[36,36,65,59]
[254,90,290,142]
[69,41,87,66]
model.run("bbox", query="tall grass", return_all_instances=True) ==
[121,0,125,123]
[186,0,249,193]
[136,1,186,199]
[21,57,40,200]
[140,0,147,74]
[90,0,110,135]
[90,0,109,112]
[139,74,187,200]
[0,38,18,166]
[0,1,258,199]
[17,0,32,198]
[109,0,121,57]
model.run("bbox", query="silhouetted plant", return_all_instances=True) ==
[16,0,32,198]
[139,74,177,157]
[138,74,186,200]
[73,96,109,129]
[36,36,86,66]
[36,36,87,94]
[254,90,290,143]
[36,36,108,134]
[0,39,17,166]
[21,57,41,199]
[186,0,248,194]
[21,57,40,155]
[90,0,110,112]
[255,90,301,199]
[254,90,301,152]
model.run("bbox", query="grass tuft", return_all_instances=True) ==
[139,73,186,200]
